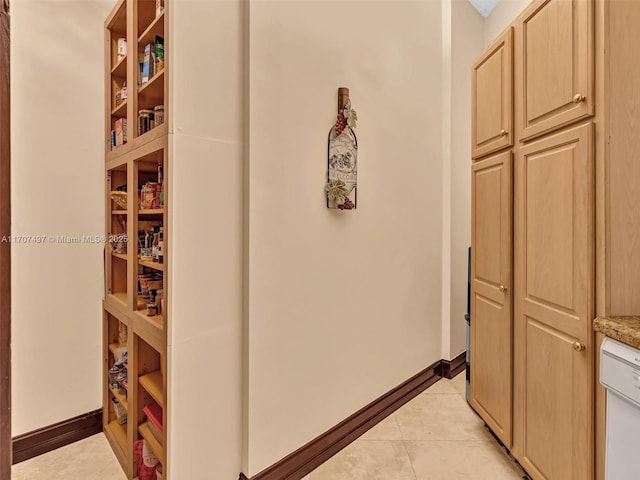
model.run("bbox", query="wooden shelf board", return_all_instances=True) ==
[138,422,164,463]
[105,0,126,33]
[111,99,127,118]
[108,342,126,356]
[109,385,128,411]
[112,209,127,215]
[106,123,167,164]
[111,55,127,76]
[139,260,164,272]
[139,371,163,407]
[104,296,131,324]
[108,292,128,307]
[137,309,164,329]
[138,12,164,46]
[139,208,164,215]
[105,420,127,463]
[133,310,164,354]
[104,425,127,473]
[112,253,127,261]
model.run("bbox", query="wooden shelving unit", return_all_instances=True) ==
[104,0,168,478]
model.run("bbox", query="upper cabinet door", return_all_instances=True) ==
[472,28,513,160]
[518,0,594,141]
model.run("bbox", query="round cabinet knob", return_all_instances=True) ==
[573,93,586,104]
[499,284,507,292]
[573,341,586,352]
[500,129,508,136]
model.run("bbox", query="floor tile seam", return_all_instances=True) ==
[400,436,419,480]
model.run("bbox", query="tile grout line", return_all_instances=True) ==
[394,413,419,480]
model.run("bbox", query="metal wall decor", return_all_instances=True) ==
[326,87,358,210]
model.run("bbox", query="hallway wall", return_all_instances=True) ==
[10,0,112,436]
[246,0,444,475]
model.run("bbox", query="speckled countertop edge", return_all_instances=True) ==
[594,316,640,349]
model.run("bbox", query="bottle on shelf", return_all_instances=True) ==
[157,228,164,264]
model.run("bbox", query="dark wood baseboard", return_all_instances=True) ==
[241,360,442,480]
[12,409,103,464]
[441,351,466,379]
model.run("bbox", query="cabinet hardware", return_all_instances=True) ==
[499,284,507,292]
[573,93,586,103]
[500,129,508,136]
[573,341,586,352]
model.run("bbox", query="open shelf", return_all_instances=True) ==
[139,208,164,215]
[138,422,164,461]
[138,12,164,45]
[138,70,164,103]
[135,309,164,330]
[108,292,128,307]
[111,55,127,76]
[105,2,168,476]
[106,420,128,456]
[110,385,129,409]
[139,371,163,406]
[139,259,164,272]
[111,99,127,118]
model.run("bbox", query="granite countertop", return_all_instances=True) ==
[594,316,640,349]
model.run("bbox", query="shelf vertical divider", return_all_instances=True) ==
[127,159,136,311]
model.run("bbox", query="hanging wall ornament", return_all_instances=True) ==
[326,88,358,210]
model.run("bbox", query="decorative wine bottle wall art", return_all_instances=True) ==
[326,87,358,210]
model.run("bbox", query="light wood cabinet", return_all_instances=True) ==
[472,28,513,159]
[517,0,594,141]
[470,150,513,447]
[513,122,594,480]
[104,0,168,477]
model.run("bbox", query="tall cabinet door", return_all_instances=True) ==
[518,0,594,141]
[470,150,513,447]
[472,28,513,159]
[514,122,594,480]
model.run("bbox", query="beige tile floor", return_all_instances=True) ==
[12,371,526,480]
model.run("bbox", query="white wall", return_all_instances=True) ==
[448,0,484,357]
[167,0,244,478]
[246,0,443,475]
[484,0,529,45]
[11,0,112,436]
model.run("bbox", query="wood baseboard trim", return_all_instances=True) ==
[12,409,103,464]
[241,359,443,480]
[441,351,466,379]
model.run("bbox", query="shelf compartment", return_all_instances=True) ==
[109,385,129,410]
[139,259,164,272]
[111,99,127,118]
[138,422,164,462]
[138,12,164,46]
[139,371,163,406]
[105,420,128,466]
[138,70,164,103]
[111,55,127,77]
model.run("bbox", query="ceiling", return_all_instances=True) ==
[467,0,499,18]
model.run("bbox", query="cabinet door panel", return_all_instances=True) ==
[470,150,513,447]
[519,0,593,140]
[514,122,594,480]
[472,28,513,159]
